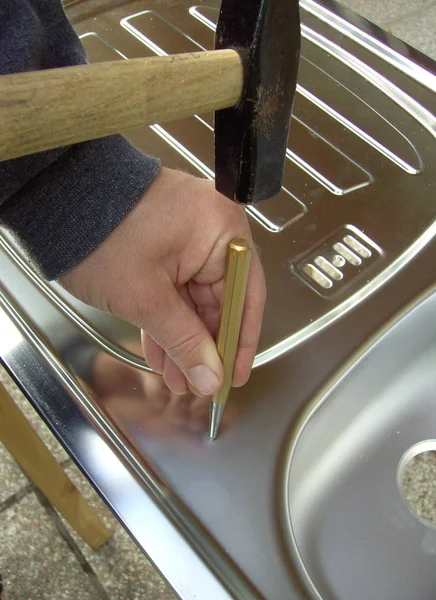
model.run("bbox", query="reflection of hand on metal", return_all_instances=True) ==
[88,351,239,443]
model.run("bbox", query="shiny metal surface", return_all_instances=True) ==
[1,1,436,598]
[284,286,436,600]
[0,287,242,600]
[6,0,436,367]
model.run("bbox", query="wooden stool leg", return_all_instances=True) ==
[0,383,111,549]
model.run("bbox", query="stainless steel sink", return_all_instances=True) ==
[3,0,435,369]
[284,286,436,600]
[1,1,436,598]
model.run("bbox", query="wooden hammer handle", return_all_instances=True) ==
[0,49,243,161]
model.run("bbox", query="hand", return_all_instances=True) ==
[60,167,266,397]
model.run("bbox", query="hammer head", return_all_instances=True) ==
[215,0,301,204]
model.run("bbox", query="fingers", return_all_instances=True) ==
[141,331,164,374]
[142,241,264,395]
[143,283,219,395]
[142,274,224,397]
[232,249,266,387]
[143,331,188,394]
[187,241,265,389]
[143,324,193,395]
[163,353,189,395]
[188,279,223,339]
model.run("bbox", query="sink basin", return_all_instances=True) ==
[284,287,436,600]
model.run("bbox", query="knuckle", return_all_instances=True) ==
[165,331,203,361]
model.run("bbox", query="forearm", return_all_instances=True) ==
[0,0,160,279]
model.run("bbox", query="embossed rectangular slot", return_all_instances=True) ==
[295,55,421,175]
[189,6,219,29]
[314,256,343,280]
[303,264,333,289]
[122,11,204,55]
[187,7,216,49]
[333,242,362,266]
[80,33,128,62]
[161,119,307,231]
[162,118,214,171]
[287,118,372,195]
[249,189,307,232]
[343,235,372,258]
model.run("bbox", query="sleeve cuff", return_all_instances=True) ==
[0,135,160,280]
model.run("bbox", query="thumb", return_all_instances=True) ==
[145,281,223,397]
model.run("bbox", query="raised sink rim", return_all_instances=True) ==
[279,283,436,600]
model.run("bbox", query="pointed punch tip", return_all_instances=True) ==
[209,402,225,441]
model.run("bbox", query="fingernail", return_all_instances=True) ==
[187,365,219,396]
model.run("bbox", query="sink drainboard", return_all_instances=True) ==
[1,0,432,369]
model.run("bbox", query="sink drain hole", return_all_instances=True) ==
[398,441,436,528]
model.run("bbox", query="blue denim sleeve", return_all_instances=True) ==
[0,0,161,279]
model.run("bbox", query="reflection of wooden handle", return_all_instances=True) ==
[0,49,243,161]
[213,238,251,406]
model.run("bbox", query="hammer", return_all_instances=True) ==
[0,0,301,434]
[0,0,300,202]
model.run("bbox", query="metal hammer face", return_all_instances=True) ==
[214,0,301,204]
